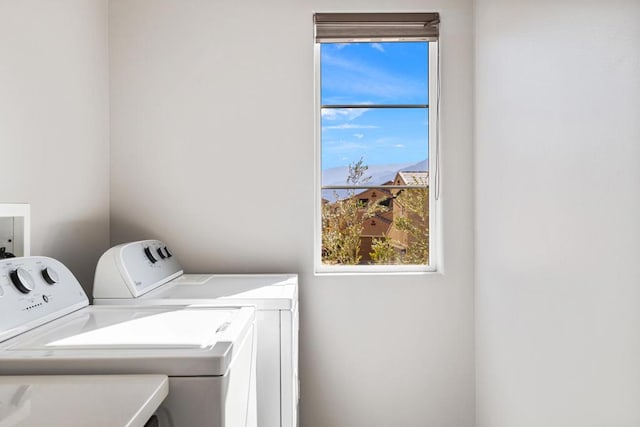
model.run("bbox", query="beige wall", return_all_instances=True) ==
[0,0,110,293]
[108,0,475,426]
[475,0,640,425]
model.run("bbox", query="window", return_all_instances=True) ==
[314,13,439,273]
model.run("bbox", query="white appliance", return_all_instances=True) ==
[0,375,168,427]
[93,240,299,427]
[0,256,257,427]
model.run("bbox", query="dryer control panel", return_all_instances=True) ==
[93,240,183,299]
[0,257,88,343]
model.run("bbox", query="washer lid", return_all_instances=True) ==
[6,306,239,350]
[0,306,255,376]
[31,310,227,350]
[141,274,298,310]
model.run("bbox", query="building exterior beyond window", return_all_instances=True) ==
[315,13,438,272]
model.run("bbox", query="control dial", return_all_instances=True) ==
[42,267,59,285]
[144,247,158,264]
[10,268,35,294]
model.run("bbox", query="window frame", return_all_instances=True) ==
[313,39,440,275]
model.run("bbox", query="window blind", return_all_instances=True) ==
[314,13,440,43]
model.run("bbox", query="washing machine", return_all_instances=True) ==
[0,256,257,427]
[92,240,299,427]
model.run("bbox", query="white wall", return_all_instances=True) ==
[3,1,639,425]
[475,1,640,426]
[108,0,475,426]
[0,0,110,292]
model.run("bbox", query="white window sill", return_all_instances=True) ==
[314,265,439,276]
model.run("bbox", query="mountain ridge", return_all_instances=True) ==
[322,158,428,201]
[322,158,428,186]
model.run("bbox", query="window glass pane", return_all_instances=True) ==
[320,42,428,105]
[321,108,428,189]
[318,40,431,268]
[322,187,429,265]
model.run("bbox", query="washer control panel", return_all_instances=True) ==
[93,240,183,299]
[0,257,88,343]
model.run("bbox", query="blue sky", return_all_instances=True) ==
[321,42,429,170]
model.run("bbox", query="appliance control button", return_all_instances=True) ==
[164,247,172,258]
[10,268,35,294]
[43,295,49,303]
[42,267,59,285]
[144,247,158,263]
[156,248,166,259]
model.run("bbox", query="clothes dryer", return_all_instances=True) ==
[0,256,257,427]
[93,240,299,427]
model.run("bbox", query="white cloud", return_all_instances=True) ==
[353,133,364,139]
[322,123,379,130]
[321,108,369,121]
[371,43,385,53]
[393,144,405,148]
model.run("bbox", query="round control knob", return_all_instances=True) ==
[10,268,35,294]
[144,246,158,264]
[42,267,59,285]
